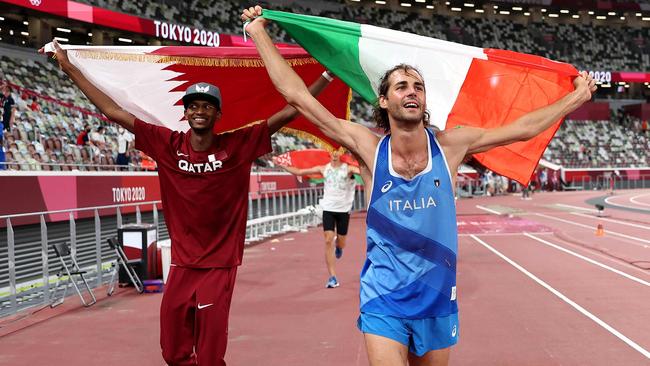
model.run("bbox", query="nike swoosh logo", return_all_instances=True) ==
[197,303,214,310]
[177,151,189,157]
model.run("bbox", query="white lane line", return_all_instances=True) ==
[570,212,650,231]
[605,195,650,212]
[556,203,599,213]
[459,232,554,237]
[535,213,650,248]
[524,233,650,287]
[476,205,501,215]
[630,193,650,207]
[470,234,650,359]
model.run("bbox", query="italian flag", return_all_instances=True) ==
[262,10,579,184]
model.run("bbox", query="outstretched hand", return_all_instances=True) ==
[241,5,268,34]
[38,39,71,71]
[573,71,597,103]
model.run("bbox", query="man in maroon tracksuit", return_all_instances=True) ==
[45,39,333,365]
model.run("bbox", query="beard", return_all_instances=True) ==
[391,107,425,125]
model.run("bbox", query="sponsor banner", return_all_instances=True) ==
[0,173,162,226]
[589,70,650,84]
[613,72,650,83]
[0,172,310,226]
[1,0,243,47]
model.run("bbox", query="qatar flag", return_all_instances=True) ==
[41,43,351,148]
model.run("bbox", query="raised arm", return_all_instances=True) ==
[40,40,136,132]
[438,72,596,172]
[242,6,378,167]
[266,72,332,135]
[278,164,324,176]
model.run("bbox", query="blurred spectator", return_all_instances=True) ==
[116,126,133,167]
[89,125,106,152]
[77,125,91,146]
[27,152,42,171]
[0,133,4,170]
[5,150,19,170]
[29,97,40,112]
[530,170,540,192]
[64,154,77,171]
[550,170,560,191]
[1,85,16,132]
[539,169,548,191]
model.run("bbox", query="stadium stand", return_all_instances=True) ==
[2,0,649,171]
[0,62,139,171]
[73,0,650,71]
[544,114,650,168]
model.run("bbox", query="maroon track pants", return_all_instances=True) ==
[160,266,238,366]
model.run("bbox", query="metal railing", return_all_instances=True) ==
[455,174,650,194]
[244,185,366,243]
[564,175,650,191]
[455,176,483,197]
[0,185,366,317]
[0,201,162,318]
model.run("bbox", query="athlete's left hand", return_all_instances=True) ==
[573,71,597,103]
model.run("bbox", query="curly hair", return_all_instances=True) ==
[372,64,430,133]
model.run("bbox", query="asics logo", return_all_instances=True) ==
[381,181,393,193]
[197,303,213,310]
[176,150,189,157]
[451,325,457,337]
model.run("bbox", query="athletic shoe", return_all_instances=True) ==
[335,246,343,259]
[326,276,340,288]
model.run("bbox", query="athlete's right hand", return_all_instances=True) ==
[38,39,71,72]
[241,5,268,33]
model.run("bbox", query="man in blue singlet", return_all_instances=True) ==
[243,6,597,365]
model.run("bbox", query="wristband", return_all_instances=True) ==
[243,20,252,42]
[322,71,334,82]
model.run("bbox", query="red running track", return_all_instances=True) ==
[0,190,649,365]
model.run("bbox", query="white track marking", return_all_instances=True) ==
[524,233,650,287]
[534,213,650,248]
[459,232,554,237]
[630,193,650,207]
[476,205,501,215]
[570,212,650,231]
[555,203,599,213]
[470,234,650,359]
[605,195,650,212]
